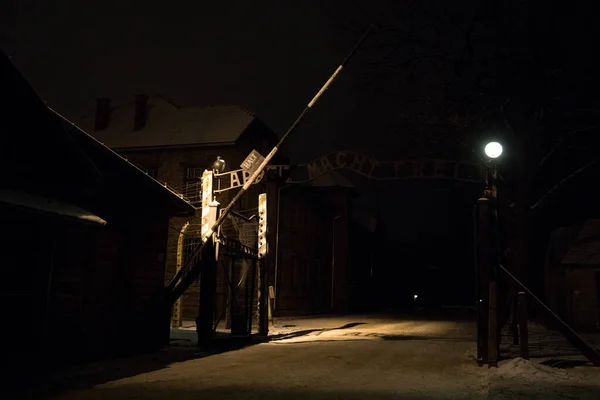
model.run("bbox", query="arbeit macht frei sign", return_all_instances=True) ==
[214,151,483,193]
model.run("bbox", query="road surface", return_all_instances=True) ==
[44,311,600,399]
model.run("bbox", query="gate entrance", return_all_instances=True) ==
[169,169,269,342]
[214,209,260,336]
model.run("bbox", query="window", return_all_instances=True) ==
[184,167,205,204]
[186,167,205,180]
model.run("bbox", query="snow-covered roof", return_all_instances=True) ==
[81,97,256,149]
[0,188,107,226]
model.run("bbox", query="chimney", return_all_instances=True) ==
[94,97,111,131]
[133,94,149,131]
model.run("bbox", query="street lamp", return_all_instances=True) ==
[212,156,226,197]
[484,142,503,159]
[482,141,503,198]
[212,156,226,174]
[476,140,504,365]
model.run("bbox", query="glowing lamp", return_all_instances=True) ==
[484,142,503,159]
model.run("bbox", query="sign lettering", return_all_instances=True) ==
[240,149,265,176]
[213,151,483,193]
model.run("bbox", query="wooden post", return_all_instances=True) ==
[196,240,218,343]
[225,257,234,330]
[268,285,275,325]
[473,205,482,361]
[511,293,519,345]
[488,281,499,366]
[247,258,257,337]
[257,258,269,336]
[476,197,492,364]
[517,291,529,359]
[499,264,600,366]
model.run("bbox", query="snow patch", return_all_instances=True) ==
[0,188,106,225]
[493,357,570,381]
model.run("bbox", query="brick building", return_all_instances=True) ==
[79,96,278,322]
[81,95,373,322]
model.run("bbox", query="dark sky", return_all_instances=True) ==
[2,0,366,162]
[1,0,483,244]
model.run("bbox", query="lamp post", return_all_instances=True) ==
[483,141,502,199]
[212,156,226,199]
[476,140,504,366]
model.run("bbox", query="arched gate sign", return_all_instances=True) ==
[214,151,483,193]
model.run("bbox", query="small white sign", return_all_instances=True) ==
[240,149,265,176]
[258,193,268,258]
[201,170,215,239]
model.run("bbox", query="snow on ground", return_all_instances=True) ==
[500,321,600,359]
[488,357,600,399]
[41,314,600,399]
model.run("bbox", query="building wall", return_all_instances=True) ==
[120,137,270,321]
[273,186,351,316]
[1,204,172,366]
[545,227,600,330]
[564,267,599,330]
[348,222,376,312]
[321,188,352,313]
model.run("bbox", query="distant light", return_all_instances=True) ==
[413,294,418,300]
[484,142,503,159]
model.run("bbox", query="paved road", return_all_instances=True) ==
[45,312,600,399]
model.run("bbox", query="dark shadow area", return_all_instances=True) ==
[282,324,297,328]
[540,359,590,369]
[336,322,366,329]
[389,308,477,322]
[268,322,367,341]
[268,328,325,341]
[381,335,474,342]
[25,336,267,399]
[499,326,600,361]
[37,383,600,400]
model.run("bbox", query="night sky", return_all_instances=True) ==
[2,0,363,160]
[2,1,501,252]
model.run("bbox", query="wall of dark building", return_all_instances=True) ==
[1,203,171,369]
[273,186,352,316]
[348,222,376,313]
[319,188,352,313]
[564,267,599,330]
[544,225,600,330]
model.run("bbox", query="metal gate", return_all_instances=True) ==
[214,208,260,336]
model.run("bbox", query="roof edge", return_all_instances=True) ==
[50,108,197,215]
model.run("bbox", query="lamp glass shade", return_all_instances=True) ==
[484,142,503,159]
